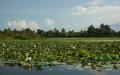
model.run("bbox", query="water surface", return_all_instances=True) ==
[0,64,120,75]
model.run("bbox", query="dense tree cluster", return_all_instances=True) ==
[0,24,120,39]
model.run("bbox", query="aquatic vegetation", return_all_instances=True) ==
[0,39,120,71]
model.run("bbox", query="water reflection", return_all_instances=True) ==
[0,64,95,75]
[0,61,120,75]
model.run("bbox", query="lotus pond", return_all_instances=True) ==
[0,38,120,75]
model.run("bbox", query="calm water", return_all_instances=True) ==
[0,64,120,75]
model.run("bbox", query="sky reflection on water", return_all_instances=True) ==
[0,64,120,75]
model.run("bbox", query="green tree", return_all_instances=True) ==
[61,28,66,37]
[37,29,45,37]
[53,28,59,37]
[87,25,96,37]
[46,30,54,37]
[99,24,112,37]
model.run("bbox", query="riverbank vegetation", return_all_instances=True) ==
[0,24,120,40]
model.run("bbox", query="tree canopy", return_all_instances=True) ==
[0,23,120,39]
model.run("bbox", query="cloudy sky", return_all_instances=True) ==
[0,0,120,31]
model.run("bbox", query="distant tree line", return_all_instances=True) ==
[0,24,120,39]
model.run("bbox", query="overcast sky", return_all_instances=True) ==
[0,0,120,31]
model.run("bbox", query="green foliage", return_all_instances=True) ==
[0,39,120,66]
[0,24,120,39]
[13,35,32,40]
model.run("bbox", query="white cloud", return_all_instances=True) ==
[69,5,120,30]
[88,0,105,6]
[7,20,39,30]
[71,0,120,16]
[71,6,120,22]
[46,18,55,26]
[71,6,120,16]
[28,21,40,30]
[71,6,87,16]
[17,20,27,29]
